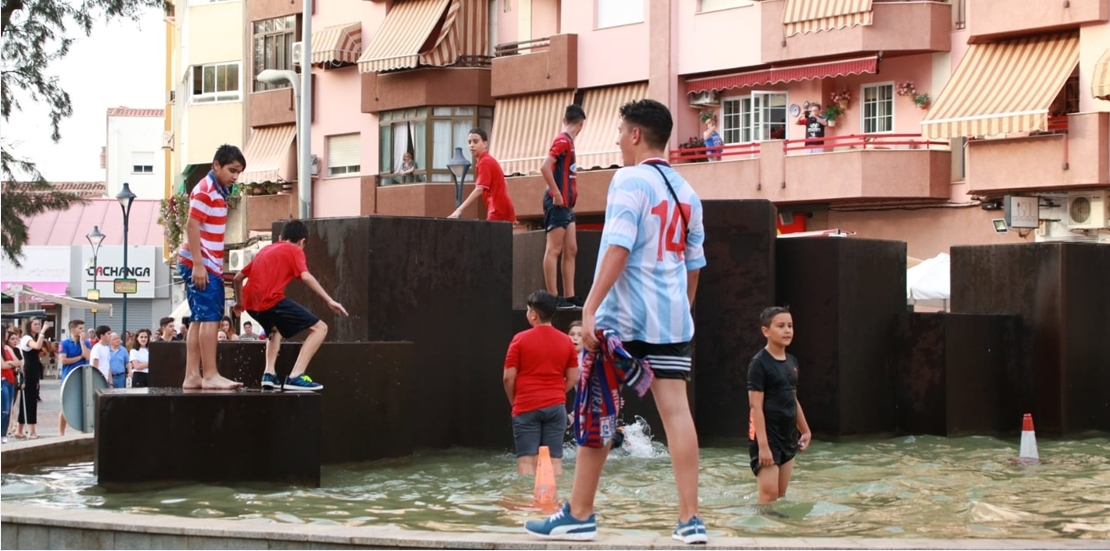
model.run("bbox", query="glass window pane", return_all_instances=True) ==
[479,107,493,117]
[276,34,286,70]
[225,63,238,92]
[413,121,427,178]
[455,106,474,116]
[379,125,393,173]
[432,107,452,117]
[433,120,452,169]
[203,65,216,94]
[405,108,418,119]
[416,107,427,117]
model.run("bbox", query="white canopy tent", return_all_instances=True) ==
[5,284,112,315]
[907,252,950,311]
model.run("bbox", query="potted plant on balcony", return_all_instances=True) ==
[822,103,843,127]
[830,90,851,110]
[677,136,708,163]
[897,81,931,109]
[157,192,190,256]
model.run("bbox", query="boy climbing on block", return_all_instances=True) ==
[233,220,348,391]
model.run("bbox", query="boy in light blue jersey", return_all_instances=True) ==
[525,99,707,544]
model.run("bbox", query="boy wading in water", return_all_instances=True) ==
[748,306,811,504]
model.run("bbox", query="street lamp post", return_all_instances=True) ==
[85,226,106,326]
[446,147,472,208]
[117,183,136,335]
[258,67,311,219]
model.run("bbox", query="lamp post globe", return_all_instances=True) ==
[446,147,472,208]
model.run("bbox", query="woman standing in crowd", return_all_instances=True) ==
[2,331,23,443]
[129,329,152,388]
[16,318,46,439]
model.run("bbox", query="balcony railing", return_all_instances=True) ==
[669,142,761,163]
[671,134,948,163]
[494,37,552,57]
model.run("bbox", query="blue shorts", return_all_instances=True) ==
[178,263,225,323]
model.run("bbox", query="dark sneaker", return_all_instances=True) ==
[524,501,597,541]
[672,515,708,544]
[261,372,281,390]
[556,296,577,310]
[567,295,585,309]
[283,374,323,391]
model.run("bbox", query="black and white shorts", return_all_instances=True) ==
[622,340,692,381]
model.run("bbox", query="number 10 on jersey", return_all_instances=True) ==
[650,200,691,261]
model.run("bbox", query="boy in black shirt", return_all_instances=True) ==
[747,306,811,504]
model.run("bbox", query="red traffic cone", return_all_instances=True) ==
[533,446,558,507]
[1018,413,1039,465]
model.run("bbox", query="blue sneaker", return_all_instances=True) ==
[524,502,597,541]
[283,374,323,391]
[261,373,281,390]
[672,515,707,544]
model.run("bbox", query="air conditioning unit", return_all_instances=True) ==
[291,42,304,66]
[228,249,255,272]
[162,131,174,151]
[689,91,719,107]
[1066,190,1109,230]
[310,154,320,177]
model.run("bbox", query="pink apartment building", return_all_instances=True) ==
[235,0,1110,258]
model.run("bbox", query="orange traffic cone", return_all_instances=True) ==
[533,446,558,507]
[1018,413,1039,465]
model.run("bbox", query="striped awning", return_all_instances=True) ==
[576,82,649,170]
[312,23,362,66]
[783,0,873,37]
[686,56,878,95]
[239,124,297,185]
[420,0,489,68]
[358,0,452,73]
[489,91,575,177]
[921,32,1079,140]
[1093,48,1110,101]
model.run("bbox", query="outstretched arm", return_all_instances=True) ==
[448,187,485,219]
[300,272,349,316]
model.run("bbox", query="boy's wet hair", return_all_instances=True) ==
[213,144,246,168]
[565,105,586,124]
[526,290,557,322]
[468,127,489,142]
[280,219,309,243]
[619,99,672,149]
[759,306,791,327]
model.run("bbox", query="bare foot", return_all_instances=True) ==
[182,375,203,389]
[201,374,244,390]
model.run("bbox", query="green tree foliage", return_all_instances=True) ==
[0,0,163,264]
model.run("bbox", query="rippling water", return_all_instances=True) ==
[4,426,1109,539]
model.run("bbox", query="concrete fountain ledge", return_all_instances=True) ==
[2,504,1108,550]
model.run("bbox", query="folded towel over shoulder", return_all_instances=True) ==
[573,328,654,448]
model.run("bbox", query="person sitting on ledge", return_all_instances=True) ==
[233,219,348,392]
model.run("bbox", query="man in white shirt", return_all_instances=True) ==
[88,325,113,384]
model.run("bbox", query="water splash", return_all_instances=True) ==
[618,417,669,459]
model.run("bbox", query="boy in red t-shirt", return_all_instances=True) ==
[448,128,516,222]
[503,291,579,476]
[232,220,348,391]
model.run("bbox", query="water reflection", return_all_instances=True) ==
[4,433,1109,539]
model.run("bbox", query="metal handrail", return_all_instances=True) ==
[494,37,552,57]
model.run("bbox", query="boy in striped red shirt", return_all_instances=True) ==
[178,144,246,390]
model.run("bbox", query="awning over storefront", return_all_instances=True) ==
[312,22,362,67]
[783,0,873,36]
[358,0,452,73]
[238,124,296,185]
[2,284,112,314]
[576,82,649,171]
[686,56,878,95]
[1093,48,1110,101]
[489,91,575,176]
[2,282,67,296]
[921,32,1079,140]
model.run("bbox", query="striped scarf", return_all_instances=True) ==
[573,329,654,448]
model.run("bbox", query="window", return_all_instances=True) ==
[699,0,749,13]
[253,15,299,92]
[721,92,788,144]
[861,83,894,134]
[191,62,240,103]
[327,134,361,177]
[132,152,155,174]
[379,106,494,185]
[598,0,643,28]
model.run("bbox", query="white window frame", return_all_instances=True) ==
[131,152,155,174]
[860,82,895,134]
[190,62,242,104]
[720,91,789,144]
[326,133,361,178]
[597,0,644,29]
[698,0,751,13]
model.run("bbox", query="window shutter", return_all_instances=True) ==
[327,134,360,169]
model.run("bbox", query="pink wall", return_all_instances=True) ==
[826,205,1022,259]
[310,0,386,218]
[561,0,650,88]
[676,3,762,76]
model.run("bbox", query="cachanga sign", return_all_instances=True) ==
[81,246,157,299]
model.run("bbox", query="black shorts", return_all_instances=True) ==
[622,340,692,381]
[749,438,798,475]
[249,298,320,339]
[542,194,576,232]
